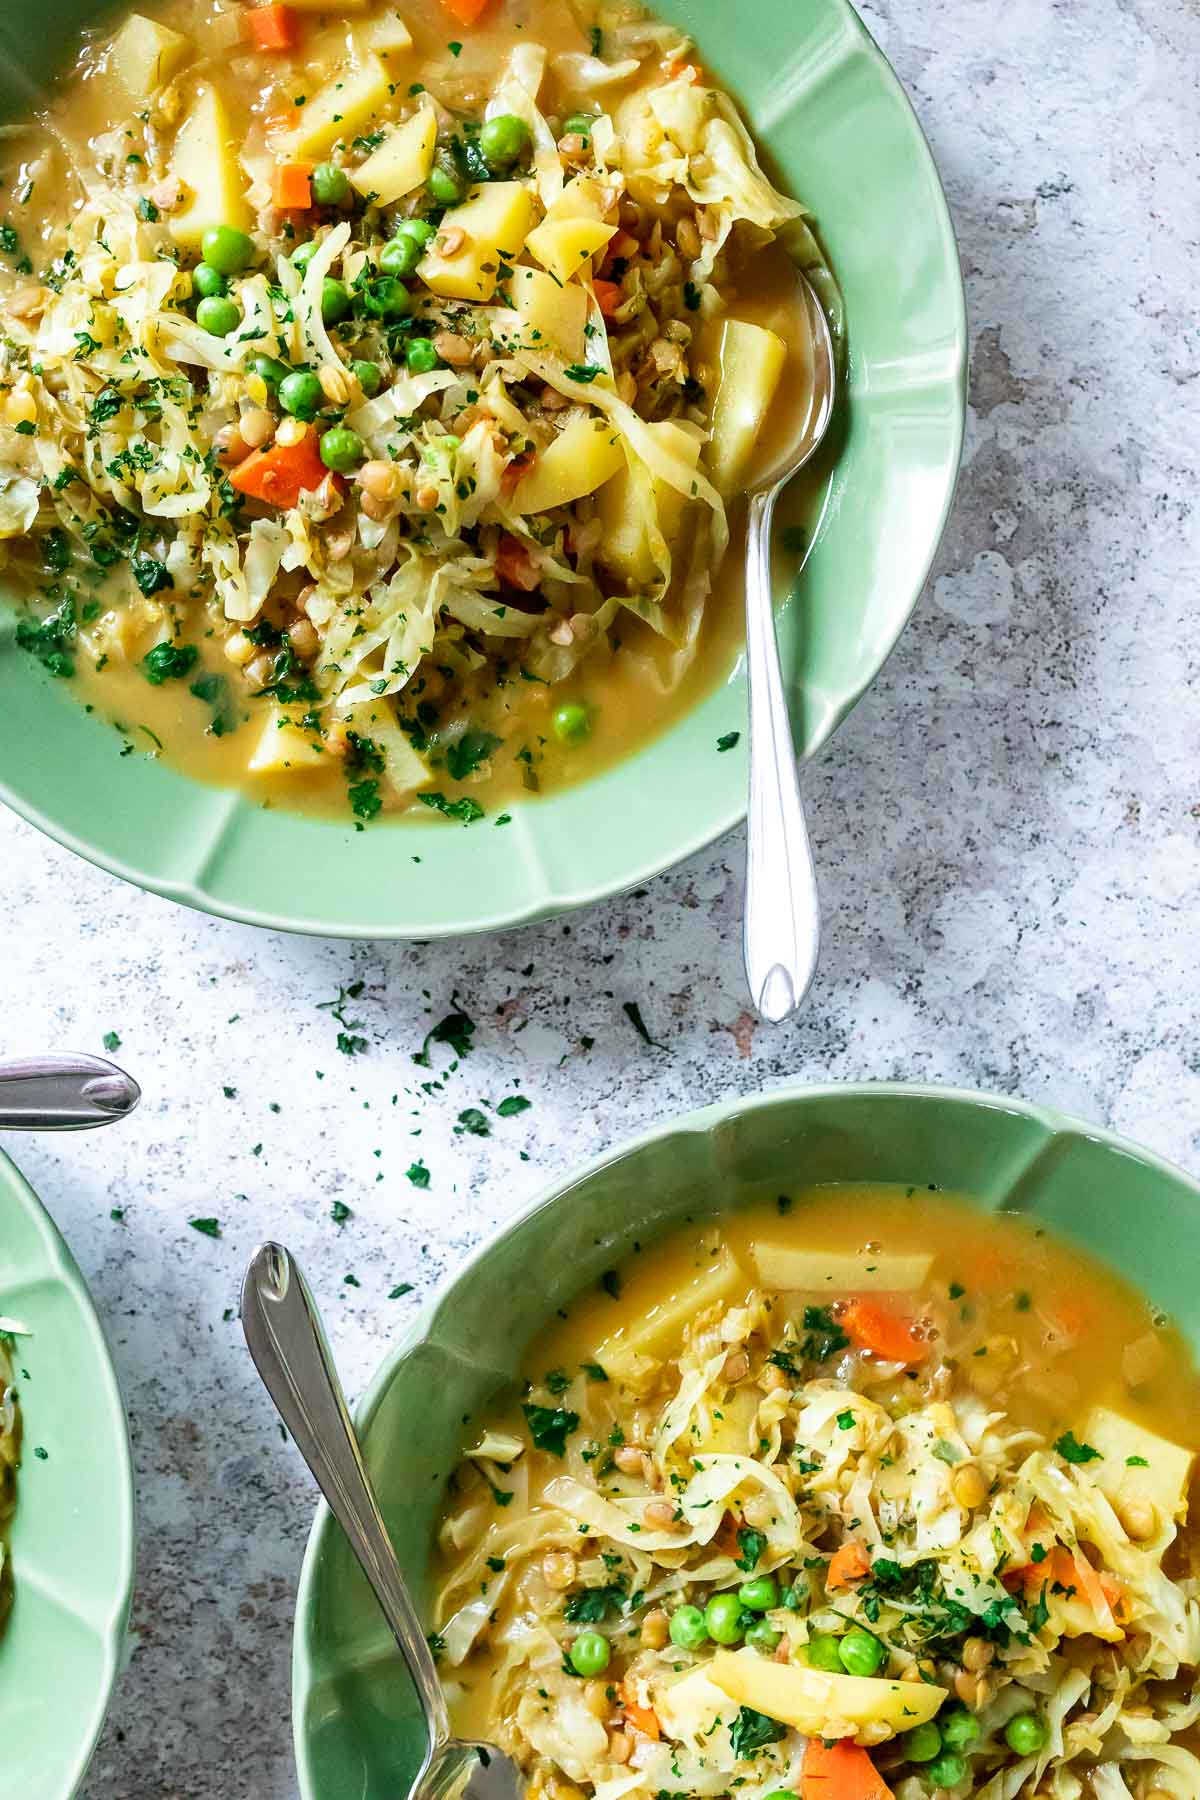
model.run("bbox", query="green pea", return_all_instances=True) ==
[192,262,228,300]
[563,112,596,138]
[351,359,382,397]
[703,1592,744,1646]
[925,1753,967,1790]
[200,224,255,275]
[380,233,424,277]
[479,112,531,169]
[196,295,242,337]
[761,1791,797,1800]
[319,426,365,473]
[745,1620,781,1652]
[940,1707,981,1751]
[291,240,319,273]
[568,1630,610,1677]
[552,703,591,745]
[321,277,352,325]
[668,1605,708,1650]
[837,1627,885,1677]
[902,1721,942,1764]
[278,370,323,420]
[737,1576,778,1613]
[1004,1712,1047,1757]
[360,272,411,319]
[395,216,436,247]
[805,1634,844,1672]
[311,162,350,206]
[249,353,291,391]
[405,336,440,374]
[427,152,466,205]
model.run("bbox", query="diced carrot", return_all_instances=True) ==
[500,453,535,498]
[495,532,541,592]
[619,1681,661,1741]
[437,0,490,23]
[842,1298,928,1366]
[593,279,623,320]
[228,426,337,509]
[826,1541,872,1592]
[245,3,299,51]
[802,1739,893,1800]
[272,161,314,209]
[265,104,302,138]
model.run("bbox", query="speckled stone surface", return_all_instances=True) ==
[3,0,1200,1792]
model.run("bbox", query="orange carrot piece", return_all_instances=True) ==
[802,1739,893,1800]
[842,1298,928,1365]
[495,533,541,592]
[620,1690,661,1741]
[228,427,334,509]
[593,279,623,319]
[826,1541,872,1591]
[438,0,490,23]
[245,3,299,51]
[500,452,535,497]
[272,161,314,209]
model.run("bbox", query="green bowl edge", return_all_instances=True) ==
[0,1148,137,1800]
[290,1080,1200,1797]
[0,0,966,940]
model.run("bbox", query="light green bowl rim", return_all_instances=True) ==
[291,1079,1200,1797]
[0,0,965,939]
[0,1149,136,1798]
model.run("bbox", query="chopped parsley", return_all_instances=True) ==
[735,1526,767,1572]
[496,1093,531,1118]
[16,596,76,678]
[1054,1431,1102,1465]
[419,791,485,824]
[188,1217,221,1238]
[142,641,198,684]
[522,1403,579,1456]
[716,731,740,752]
[405,1159,431,1189]
[102,1031,122,1052]
[728,1708,786,1758]
[563,1584,624,1623]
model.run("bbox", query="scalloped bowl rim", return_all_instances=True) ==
[0,0,966,939]
[291,1080,1200,1797]
[0,1150,136,1799]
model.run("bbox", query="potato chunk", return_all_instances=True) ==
[707,319,786,494]
[749,1242,933,1293]
[708,1648,946,1743]
[596,422,702,584]
[510,266,588,362]
[248,709,328,775]
[597,1246,749,1359]
[350,104,436,205]
[512,413,624,515]
[418,183,535,302]
[169,87,251,251]
[1082,1405,1195,1532]
[111,13,190,97]
[285,55,392,159]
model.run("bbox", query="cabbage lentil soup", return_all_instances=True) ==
[434,1189,1200,1799]
[0,0,834,826]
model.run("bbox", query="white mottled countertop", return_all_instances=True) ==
[4,0,1199,1793]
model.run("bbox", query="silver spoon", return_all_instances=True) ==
[241,1243,523,1800]
[742,273,837,1024]
[0,1053,141,1130]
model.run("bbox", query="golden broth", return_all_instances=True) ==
[0,0,831,820]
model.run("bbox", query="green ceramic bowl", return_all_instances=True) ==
[293,1081,1200,1799]
[0,1150,135,1799]
[0,0,965,937]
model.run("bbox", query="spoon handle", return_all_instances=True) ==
[241,1243,449,1747]
[743,483,821,1022]
[0,1053,141,1130]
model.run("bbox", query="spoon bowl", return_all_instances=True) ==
[741,271,838,1023]
[241,1243,524,1800]
[0,1053,141,1130]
